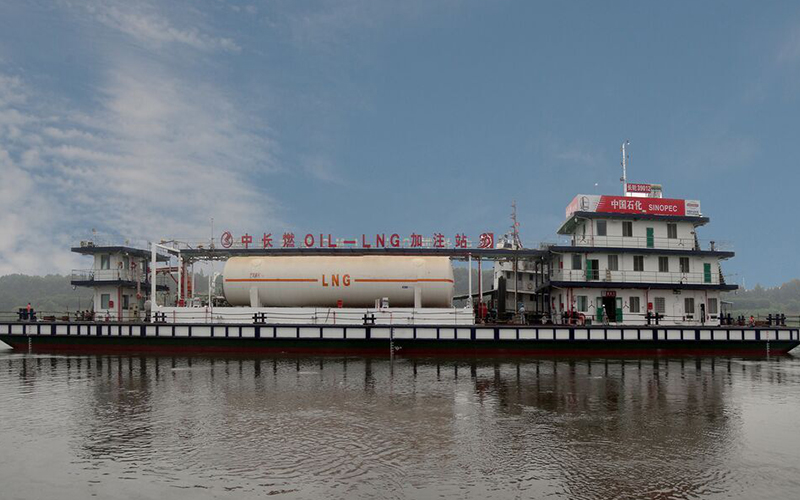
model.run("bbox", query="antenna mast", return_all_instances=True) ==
[510,200,522,248]
[620,140,630,195]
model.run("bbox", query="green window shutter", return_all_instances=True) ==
[646,228,654,248]
[704,263,712,283]
[596,298,604,322]
[616,297,623,322]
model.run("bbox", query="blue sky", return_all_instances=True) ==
[1,0,799,286]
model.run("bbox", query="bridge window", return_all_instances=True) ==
[633,255,645,272]
[684,297,695,317]
[658,256,669,272]
[654,297,666,314]
[629,296,640,313]
[667,223,678,239]
[596,220,607,236]
[623,221,633,237]
[101,294,110,309]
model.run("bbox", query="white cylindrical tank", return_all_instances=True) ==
[222,256,454,308]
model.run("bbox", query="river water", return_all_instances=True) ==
[1,349,799,500]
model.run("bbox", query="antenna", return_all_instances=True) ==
[510,200,522,248]
[620,140,630,195]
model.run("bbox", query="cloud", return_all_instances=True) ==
[0,61,281,275]
[541,136,604,168]
[777,23,800,64]
[553,148,601,166]
[62,0,240,52]
[299,154,346,185]
[680,134,759,173]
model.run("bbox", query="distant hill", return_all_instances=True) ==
[726,280,800,316]
[0,274,92,313]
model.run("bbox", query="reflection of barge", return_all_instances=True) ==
[2,176,798,356]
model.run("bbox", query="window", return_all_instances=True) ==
[654,297,666,314]
[708,298,718,315]
[667,223,677,239]
[122,295,130,310]
[597,220,607,237]
[607,255,619,271]
[100,255,110,270]
[680,257,690,273]
[629,296,640,313]
[572,254,582,270]
[101,293,111,309]
[633,255,645,272]
[684,297,695,317]
[623,221,633,237]
[658,256,669,272]
[577,296,588,312]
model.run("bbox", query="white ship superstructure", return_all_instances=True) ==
[538,185,736,326]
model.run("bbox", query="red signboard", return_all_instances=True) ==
[596,196,685,216]
[625,183,652,193]
[566,194,700,218]
[218,232,496,250]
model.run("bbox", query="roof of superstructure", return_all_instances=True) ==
[71,245,170,261]
[558,212,710,234]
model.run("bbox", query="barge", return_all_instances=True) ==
[3,170,796,356]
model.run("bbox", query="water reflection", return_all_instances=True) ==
[2,353,800,499]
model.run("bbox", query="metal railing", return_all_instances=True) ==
[2,309,799,328]
[71,269,147,283]
[558,235,732,251]
[549,269,724,285]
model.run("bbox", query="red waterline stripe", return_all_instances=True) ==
[353,278,454,283]
[225,278,318,283]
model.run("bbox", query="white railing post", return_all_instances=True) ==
[150,242,157,308]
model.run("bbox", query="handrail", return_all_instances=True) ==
[70,268,147,283]
[557,235,734,251]
[549,269,726,285]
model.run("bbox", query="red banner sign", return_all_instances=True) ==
[596,196,685,216]
[625,183,652,193]
[218,232,496,250]
[566,194,701,218]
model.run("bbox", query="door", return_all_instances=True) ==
[602,297,617,322]
[596,297,604,322]
[615,297,623,322]
[704,263,712,283]
[587,259,599,280]
[646,227,654,248]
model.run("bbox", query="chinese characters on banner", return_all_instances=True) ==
[566,194,701,218]
[219,232,496,249]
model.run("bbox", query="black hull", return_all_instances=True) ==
[1,333,797,358]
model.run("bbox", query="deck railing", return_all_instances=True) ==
[558,235,733,251]
[549,269,726,285]
[70,269,147,283]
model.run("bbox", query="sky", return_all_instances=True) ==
[1,0,799,287]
